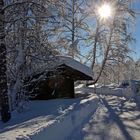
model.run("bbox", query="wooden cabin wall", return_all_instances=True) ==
[57,77,75,98]
[30,75,75,100]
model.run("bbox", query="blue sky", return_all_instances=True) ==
[132,1,140,60]
[133,16,140,60]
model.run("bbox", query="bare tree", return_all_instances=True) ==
[56,0,90,59]
[4,0,59,111]
[89,0,135,84]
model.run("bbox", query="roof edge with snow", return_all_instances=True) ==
[55,55,94,79]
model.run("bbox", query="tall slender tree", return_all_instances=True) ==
[90,0,135,84]
[0,0,11,122]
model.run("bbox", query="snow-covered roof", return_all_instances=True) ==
[55,55,94,79]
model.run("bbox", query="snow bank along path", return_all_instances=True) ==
[0,95,99,140]
[79,86,134,99]
[30,95,99,140]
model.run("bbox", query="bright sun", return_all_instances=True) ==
[98,4,112,19]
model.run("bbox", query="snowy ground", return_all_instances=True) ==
[70,95,140,140]
[76,85,133,99]
[1,85,140,140]
[0,93,98,140]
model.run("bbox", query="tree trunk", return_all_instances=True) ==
[0,0,11,122]
[91,24,99,70]
[71,0,75,58]
[92,27,113,85]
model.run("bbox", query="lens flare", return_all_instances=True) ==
[98,4,112,19]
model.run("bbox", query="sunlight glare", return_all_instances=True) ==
[98,4,112,19]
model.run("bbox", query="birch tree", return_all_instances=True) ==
[57,0,90,59]
[89,0,135,84]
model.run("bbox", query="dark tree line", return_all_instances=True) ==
[0,0,11,123]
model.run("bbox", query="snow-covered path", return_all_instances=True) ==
[0,95,99,140]
[72,95,140,140]
[1,85,140,140]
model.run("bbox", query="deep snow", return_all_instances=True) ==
[0,93,98,140]
[1,83,140,140]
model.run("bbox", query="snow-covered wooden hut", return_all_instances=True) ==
[28,56,93,99]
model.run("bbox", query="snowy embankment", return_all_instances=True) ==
[95,87,133,99]
[76,85,133,99]
[0,95,99,140]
